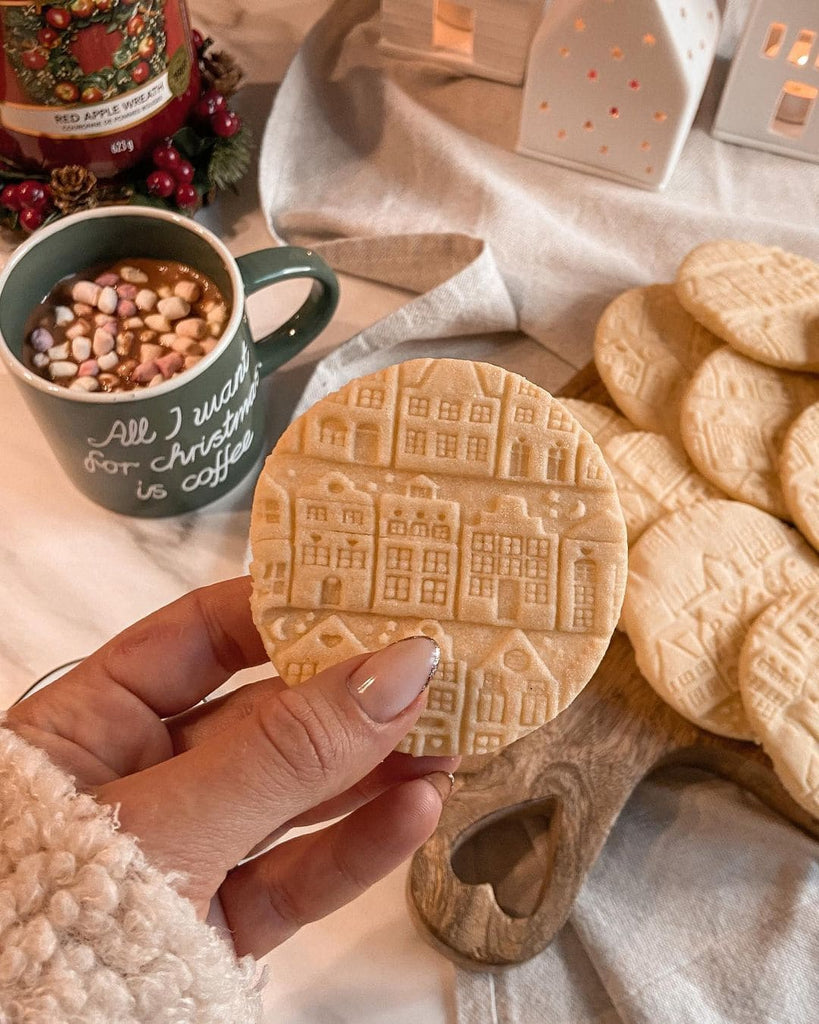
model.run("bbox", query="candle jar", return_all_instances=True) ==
[0,0,200,179]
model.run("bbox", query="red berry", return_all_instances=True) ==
[191,28,205,52]
[1,184,21,211]
[152,142,181,171]
[19,207,43,233]
[17,181,49,210]
[147,170,175,198]
[194,88,226,121]
[210,110,240,138]
[174,183,198,210]
[174,160,194,185]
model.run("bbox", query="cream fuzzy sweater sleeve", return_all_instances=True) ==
[0,726,263,1024]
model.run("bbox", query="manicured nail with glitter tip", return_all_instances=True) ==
[349,636,440,723]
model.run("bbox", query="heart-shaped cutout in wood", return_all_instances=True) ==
[451,799,558,919]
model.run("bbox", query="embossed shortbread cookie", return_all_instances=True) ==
[780,402,819,552]
[738,585,819,818]
[676,240,819,371]
[621,499,819,740]
[594,284,721,446]
[558,398,633,446]
[250,358,628,757]
[602,431,723,545]
[680,347,819,519]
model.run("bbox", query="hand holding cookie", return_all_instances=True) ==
[6,576,458,958]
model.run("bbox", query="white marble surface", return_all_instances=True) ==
[0,3,456,1022]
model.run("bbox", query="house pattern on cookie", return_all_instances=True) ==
[253,473,621,636]
[286,360,610,489]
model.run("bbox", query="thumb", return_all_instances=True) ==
[97,636,440,895]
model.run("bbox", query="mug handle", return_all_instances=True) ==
[236,246,339,378]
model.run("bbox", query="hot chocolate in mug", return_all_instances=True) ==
[0,206,339,516]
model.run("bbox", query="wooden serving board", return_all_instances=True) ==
[407,363,819,971]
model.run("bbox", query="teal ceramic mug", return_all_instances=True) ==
[0,206,338,516]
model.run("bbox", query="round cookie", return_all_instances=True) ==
[250,358,628,757]
[675,240,819,371]
[557,398,632,446]
[621,499,819,741]
[780,402,819,552]
[738,584,819,819]
[602,430,723,545]
[594,284,721,446]
[680,347,819,519]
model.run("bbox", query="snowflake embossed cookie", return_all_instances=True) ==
[249,358,628,757]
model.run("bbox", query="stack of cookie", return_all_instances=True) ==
[586,240,819,819]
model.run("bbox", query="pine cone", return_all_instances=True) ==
[201,50,244,98]
[49,165,99,215]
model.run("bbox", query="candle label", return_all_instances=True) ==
[0,1,192,139]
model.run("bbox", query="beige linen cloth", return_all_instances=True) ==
[258,1,819,1019]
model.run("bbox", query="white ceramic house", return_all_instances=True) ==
[379,0,546,85]
[517,0,721,190]
[712,0,819,163]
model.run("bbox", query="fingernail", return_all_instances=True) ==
[349,636,439,723]
[425,771,456,805]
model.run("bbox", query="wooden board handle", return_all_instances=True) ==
[409,633,678,967]
[408,632,819,968]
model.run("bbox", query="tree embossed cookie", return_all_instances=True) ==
[250,358,628,757]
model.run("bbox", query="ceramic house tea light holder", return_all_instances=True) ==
[517,0,721,191]
[712,0,819,164]
[379,0,545,85]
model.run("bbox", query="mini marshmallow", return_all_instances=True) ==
[69,375,100,392]
[71,336,92,361]
[97,351,119,371]
[157,296,191,321]
[71,280,101,306]
[48,342,70,361]
[174,280,201,303]
[49,360,78,379]
[135,289,158,312]
[97,286,118,315]
[119,265,149,284]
